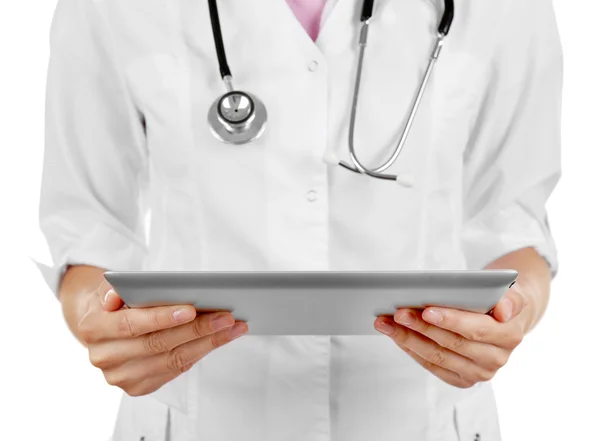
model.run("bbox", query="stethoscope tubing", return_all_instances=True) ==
[340,30,447,181]
[208,0,231,79]
[206,0,455,182]
[338,0,454,182]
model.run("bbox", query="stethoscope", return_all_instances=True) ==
[207,0,455,184]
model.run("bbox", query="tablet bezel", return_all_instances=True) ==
[104,270,518,335]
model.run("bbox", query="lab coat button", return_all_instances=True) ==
[308,60,319,72]
[306,190,318,202]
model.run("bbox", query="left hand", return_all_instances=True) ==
[374,289,529,388]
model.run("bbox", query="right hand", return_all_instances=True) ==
[77,278,248,396]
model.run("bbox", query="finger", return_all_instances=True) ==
[420,306,511,347]
[375,317,495,383]
[392,309,509,371]
[89,312,236,368]
[157,320,248,373]
[126,371,180,397]
[491,289,528,323]
[402,347,472,389]
[103,364,180,397]
[103,321,248,387]
[78,303,198,343]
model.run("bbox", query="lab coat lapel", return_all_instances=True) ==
[255,0,353,56]
[214,0,323,66]
[315,0,356,52]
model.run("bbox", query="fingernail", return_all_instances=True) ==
[395,311,415,326]
[103,289,115,304]
[502,298,513,321]
[173,307,196,322]
[375,319,395,335]
[423,308,443,324]
[229,322,248,339]
[211,313,234,331]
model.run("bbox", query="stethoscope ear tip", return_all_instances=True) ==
[322,151,340,166]
[395,173,415,188]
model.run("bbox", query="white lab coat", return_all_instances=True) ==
[38,0,562,440]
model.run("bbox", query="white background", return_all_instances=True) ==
[0,1,598,440]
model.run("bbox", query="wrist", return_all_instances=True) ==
[59,265,107,343]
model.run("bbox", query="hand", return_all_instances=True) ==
[373,289,528,388]
[77,278,248,396]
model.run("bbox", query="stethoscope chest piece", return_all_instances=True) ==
[208,90,267,145]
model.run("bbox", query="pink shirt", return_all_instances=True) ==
[285,0,329,41]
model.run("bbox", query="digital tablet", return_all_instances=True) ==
[104,270,518,336]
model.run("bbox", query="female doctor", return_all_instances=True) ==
[38,0,562,439]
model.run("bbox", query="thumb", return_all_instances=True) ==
[491,288,527,323]
[99,283,125,312]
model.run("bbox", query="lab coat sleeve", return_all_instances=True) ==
[461,0,562,275]
[37,0,148,297]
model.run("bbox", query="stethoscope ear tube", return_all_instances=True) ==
[339,0,455,183]
[438,0,455,36]
[360,0,375,21]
